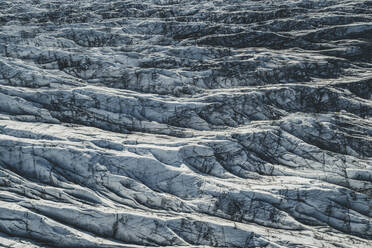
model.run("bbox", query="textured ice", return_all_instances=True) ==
[0,0,371,247]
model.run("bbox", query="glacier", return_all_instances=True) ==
[0,0,371,247]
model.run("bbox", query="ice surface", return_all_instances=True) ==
[0,0,371,247]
